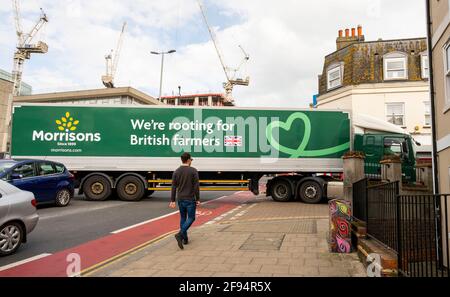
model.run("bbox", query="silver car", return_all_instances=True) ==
[0,180,39,256]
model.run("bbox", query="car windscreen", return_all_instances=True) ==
[0,162,15,174]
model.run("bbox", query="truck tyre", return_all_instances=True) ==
[83,176,112,201]
[270,180,292,202]
[146,190,155,197]
[298,181,323,204]
[117,176,145,202]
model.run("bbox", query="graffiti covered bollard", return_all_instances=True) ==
[329,199,352,253]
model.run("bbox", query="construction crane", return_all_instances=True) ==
[196,0,250,103]
[11,0,49,96]
[102,22,127,88]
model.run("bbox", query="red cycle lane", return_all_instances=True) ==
[0,192,255,277]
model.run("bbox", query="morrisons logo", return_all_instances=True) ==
[32,112,101,142]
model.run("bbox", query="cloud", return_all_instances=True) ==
[0,0,427,107]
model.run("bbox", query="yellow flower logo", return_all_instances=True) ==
[56,112,79,132]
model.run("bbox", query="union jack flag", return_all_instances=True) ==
[224,136,243,147]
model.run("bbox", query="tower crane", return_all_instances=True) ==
[11,0,49,96]
[102,22,127,88]
[196,0,250,103]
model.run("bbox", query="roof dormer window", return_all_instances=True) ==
[384,52,408,80]
[327,63,344,90]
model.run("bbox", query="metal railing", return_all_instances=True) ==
[366,181,400,252]
[353,178,368,222]
[397,194,449,277]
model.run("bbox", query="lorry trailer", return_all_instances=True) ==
[10,104,417,204]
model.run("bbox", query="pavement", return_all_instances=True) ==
[89,196,367,277]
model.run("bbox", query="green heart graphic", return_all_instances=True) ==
[266,112,350,158]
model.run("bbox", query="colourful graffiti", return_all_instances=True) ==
[329,199,352,253]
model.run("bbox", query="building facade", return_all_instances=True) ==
[161,93,233,107]
[428,0,450,195]
[316,27,431,154]
[0,78,14,154]
[1,69,33,154]
[0,69,32,96]
[14,87,161,106]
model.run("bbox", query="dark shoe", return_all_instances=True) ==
[175,233,184,250]
[183,238,189,245]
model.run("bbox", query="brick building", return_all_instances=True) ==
[316,26,431,154]
[0,78,14,154]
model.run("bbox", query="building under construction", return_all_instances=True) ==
[161,93,233,107]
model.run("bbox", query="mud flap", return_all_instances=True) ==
[249,178,260,195]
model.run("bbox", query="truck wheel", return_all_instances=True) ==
[298,181,323,204]
[117,176,145,202]
[146,190,155,197]
[270,180,292,202]
[83,176,112,201]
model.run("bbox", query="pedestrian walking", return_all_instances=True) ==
[169,152,201,250]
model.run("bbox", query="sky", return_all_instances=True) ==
[0,0,427,107]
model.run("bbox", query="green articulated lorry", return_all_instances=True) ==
[10,104,418,204]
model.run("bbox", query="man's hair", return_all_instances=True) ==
[181,152,192,164]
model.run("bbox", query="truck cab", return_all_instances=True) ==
[354,133,417,183]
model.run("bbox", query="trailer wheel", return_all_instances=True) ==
[83,176,112,201]
[270,180,292,202]
[117,176,145,202]
[298,181,323,204]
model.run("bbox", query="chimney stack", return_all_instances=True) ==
[336,25,365,50]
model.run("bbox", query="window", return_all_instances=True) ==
[424,102,431,126]
[12,163,35,178]
[55,164,66,174]
[421,54,429,79]
[384,138,407,157]
[327,64,343,90]
[386,103,405,126]
[384,52,408,80]
[445,44,450,105]
[37,162,56,176]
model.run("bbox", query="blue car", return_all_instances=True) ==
[0,159,74,207]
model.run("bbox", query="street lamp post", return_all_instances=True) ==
[151,50,176,102]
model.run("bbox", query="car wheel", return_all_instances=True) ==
[298,181,323,204]
[83,175,112,201]
[0,222,23,257]
[117,176,145,202]
[270,180,292,202]
[55,189,72,207]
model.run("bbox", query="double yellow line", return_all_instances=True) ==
[81,230,178,277]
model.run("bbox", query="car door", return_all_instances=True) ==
[34,161,59,203]
[9,162,41,200]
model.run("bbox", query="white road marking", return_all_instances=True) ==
[0,253,52,272]
[111,211,179,234]
[111,193,238,234]
[39,202,131,221]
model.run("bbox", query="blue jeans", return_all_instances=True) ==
[178,200,197,240]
